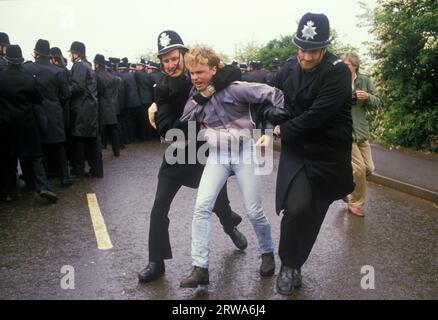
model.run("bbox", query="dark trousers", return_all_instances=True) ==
[72,136,102,178]
[148,177,242,261]
[118,113,129,145]
[64,128,74,167]
[0,134,17,197]
[20,156,51,192]
[0,154,17,197]
[279,169,332,269]
[42,142,70,183]
[102,124,120,156]
[128,106,149,141]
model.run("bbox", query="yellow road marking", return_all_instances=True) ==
[87,193,113,250]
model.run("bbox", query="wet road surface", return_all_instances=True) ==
[0,141,437,300]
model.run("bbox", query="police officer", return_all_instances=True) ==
[239,63,248,74]
[242,60,267,83]
[265,58,282,87]
[134,58,154,141]
[136,58,147,72]
[50,47,74,166]
[0,32,10,71]
[94,54,120,157]
[146,61,163,90]
[138,30,246,283]
[24,39,72,187]
[68,41,102,178]
[0,45,58,203]
[115,60,131,146]
[119,59,142,142]
[274,13,354,295]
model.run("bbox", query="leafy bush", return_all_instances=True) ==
[369,0,438,151]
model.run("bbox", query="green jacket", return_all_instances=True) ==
[352,73,381,142]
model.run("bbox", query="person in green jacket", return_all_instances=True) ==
[343,52,381,217]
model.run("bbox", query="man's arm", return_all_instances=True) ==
[229,82,284,108]
[212,65,242,91]
[361,75,381,109]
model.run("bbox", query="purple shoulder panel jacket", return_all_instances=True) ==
[180,81,284,145]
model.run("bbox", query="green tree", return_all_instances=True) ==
[233,40,262,65]
[329,29,360,59]
[256,30,358,71]
[258,35,296,70]
[367,0,438,151]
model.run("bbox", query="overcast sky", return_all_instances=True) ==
[1,0,377,64]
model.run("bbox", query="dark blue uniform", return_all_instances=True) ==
[275,52,354,268]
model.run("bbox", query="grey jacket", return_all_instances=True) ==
[180,81,284,146]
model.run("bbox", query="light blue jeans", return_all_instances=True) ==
[192,141,274,268]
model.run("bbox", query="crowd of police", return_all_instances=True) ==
[0,32,165,203]
[233,58,282,87]
[0,32,283,204]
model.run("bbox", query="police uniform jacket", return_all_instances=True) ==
[0,55,7,72]
[242,69,267,83]
[113,71,125,115]
[150,71,164,102]
[275,52,354,214]
[95,68,118,126]
[135,71,154,106]
[155,72,203,187]
[265,70,279,87]
[69,59,99,138]
[0,65,43,157]
[59,65,71,130]
[121,72,141,108]
[23,58,70,143]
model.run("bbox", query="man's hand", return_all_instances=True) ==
[356,90,369,101]
[256,134,273,149]
[148,102,158,129]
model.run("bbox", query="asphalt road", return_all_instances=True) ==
[0,141,437,300]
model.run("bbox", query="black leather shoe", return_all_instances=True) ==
[38,190,58,203]
[276,265,302,295]
[1,194,14,203]
[224,227,248,250]
[138,261,165,283]
[60,178,74,187]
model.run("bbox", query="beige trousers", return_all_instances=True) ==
[349,141,375,209]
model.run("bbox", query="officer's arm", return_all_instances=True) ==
[280,64,351,142]
[58,70,71,104]
[69,64,86,98]
[154,84,186,136]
